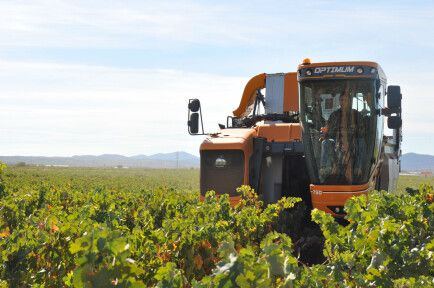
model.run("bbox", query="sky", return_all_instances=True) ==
[1,0,433,156]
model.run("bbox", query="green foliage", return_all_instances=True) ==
[0,167,299,286]
[0,165,433,287]
[312,184,434,287]
[0,162,6,198]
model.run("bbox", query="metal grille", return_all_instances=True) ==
[200,150,244,197]
[265,74,284,114]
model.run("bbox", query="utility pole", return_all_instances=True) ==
[176,151,179,169]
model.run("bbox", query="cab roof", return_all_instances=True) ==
[298,61,380,70]
[297,60,386,82]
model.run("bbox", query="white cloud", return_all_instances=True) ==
[0,60,246,156]
[2,0,430,50]
[0,0,263,48]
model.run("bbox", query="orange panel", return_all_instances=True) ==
[311,183,370,192]
[256,123,301,142]
[283,72,299,112]
[310,183,373,216]
[200,128,256,151]
[233,73,266,118]
[200,128,255,188]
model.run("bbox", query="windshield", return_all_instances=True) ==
[300,79,378,185]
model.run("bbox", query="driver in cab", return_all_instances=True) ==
[319,87,366,183]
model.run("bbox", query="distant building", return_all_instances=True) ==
[420,171,433,177]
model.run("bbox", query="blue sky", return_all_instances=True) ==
[1,0,433,156]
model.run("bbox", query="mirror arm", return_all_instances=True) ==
[381,107,401,116]
[200,105,205,134]
[187,98,207,135]
[381,107,391,116]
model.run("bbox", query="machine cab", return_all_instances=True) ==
[298,60,402,215]
[298,61,384,185]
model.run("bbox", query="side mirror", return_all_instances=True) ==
[188,99,200,112]
[387,85,401,111]
[188,113,199,134]
[386,86,403,153]
[187,99,204,135]
[388,116,402,129]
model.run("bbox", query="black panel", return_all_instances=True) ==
[200,150,244,196]
[282,153,311,209]
[387,85,401,110]
[249,138,266,193]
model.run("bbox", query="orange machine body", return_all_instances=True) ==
[200,70,306,207]
[196,59,400,217]
[200,128,255,188]
[199,123,302,200]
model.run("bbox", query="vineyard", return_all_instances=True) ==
[0,165,433,287]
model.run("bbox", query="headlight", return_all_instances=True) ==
[215,156,227,168]
[356,67,364,74]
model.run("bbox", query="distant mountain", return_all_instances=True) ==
[130,155,148,160]
[401,153,434,172]
[148,152,199,162]
[2,152,431,171]
[147,151,200,167]
[0,152,199,168]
